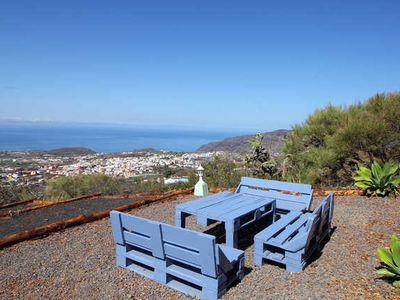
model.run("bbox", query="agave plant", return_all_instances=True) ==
[353,161,400,197]
[376,234,400,288]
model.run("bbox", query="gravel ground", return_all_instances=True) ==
[1,195,399,299]
[0,197,144,237]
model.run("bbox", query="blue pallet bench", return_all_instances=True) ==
[110,211,245,300]
[253,193,334,272]
[235,177,313,213]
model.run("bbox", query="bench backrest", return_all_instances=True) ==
[236,177,313,211]
[110,211,164,258]
[110,211,217,278]
[314,192,334,234]
[302,193,334,251]
[160,223,217,277]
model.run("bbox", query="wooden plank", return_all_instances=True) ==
[177,192,235,210]
[166,264,203,286]
[255,211,303,241]
[195,194,261,219]
[177,192,235,212]
[164,243,201,266]
[221,198,274,221]
[160,223,217,277]
[238,177,312,195]
[270,214,310,245]
[123,231,152,250]
[239,186,312,211]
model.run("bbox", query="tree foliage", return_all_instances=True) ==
[283,93,400,185]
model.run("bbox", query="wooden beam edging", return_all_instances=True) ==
[314,189,363,196]
[0,189,188,219]
[0,193,102,218]
[0,198,37,210]
[0,188,194,249]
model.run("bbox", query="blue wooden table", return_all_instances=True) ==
[175,191,276,248]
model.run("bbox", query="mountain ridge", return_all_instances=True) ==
[197,129,290,154]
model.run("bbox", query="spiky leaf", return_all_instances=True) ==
[375,268,397,277]
[377,247,394,266]
[355,181,371,189]
[393,280,400,288]
[391,234,400,267]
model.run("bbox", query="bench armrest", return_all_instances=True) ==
[215,244,244,274]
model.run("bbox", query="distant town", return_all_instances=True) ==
[0,149,225,188]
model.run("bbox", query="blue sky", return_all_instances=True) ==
[1,1,399,131]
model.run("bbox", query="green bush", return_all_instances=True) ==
[376,234,400,288]
[353,161,400,197]
[283,92,400,186]
[188,155,243,188]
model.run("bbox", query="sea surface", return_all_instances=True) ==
[0,124,245,152]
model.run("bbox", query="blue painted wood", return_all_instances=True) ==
[236,177,313,211]
[253,193,334,272]
[176,193,276,248]
[110,211,245,300]
[237,177,312,195]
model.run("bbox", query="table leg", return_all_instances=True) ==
[175,210,188,228]
[225,220,239,248]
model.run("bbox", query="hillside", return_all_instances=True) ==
[48,147,96,156]
[197,129,290,154]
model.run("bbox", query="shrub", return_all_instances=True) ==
[376,234,400,288]
[353,161,400,197]
[188,155,243,188]
[283,92,400,185]
[44,174,122,199]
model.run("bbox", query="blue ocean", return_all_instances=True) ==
[0,123,245,152]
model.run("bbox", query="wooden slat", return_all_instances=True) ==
[221,197,274,221]
[123,231,152,249]
[177,191,235,212]
[164,243,201,266]
[239,177,312,195]
[271,214,310,245]
[196,194,261,219]
[255,211,303,241]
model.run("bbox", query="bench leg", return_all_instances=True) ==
[225,220,239,248]
[285,261,304,272]
[285,252,305,272]
[115,244,128,267]
[253,239,264,266]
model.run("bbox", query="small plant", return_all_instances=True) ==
[376,234,400,288]
[353,161,400,197]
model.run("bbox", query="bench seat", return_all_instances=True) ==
[253,193,334,272]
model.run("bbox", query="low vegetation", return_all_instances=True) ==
[376,234,400,288]
[44,174,189,200]
[44,174,122,199]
